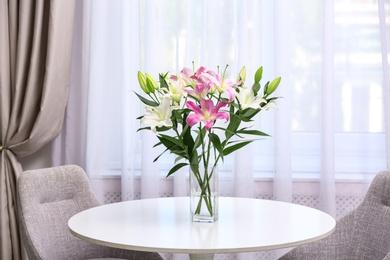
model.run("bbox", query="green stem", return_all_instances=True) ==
[193,166,215,216]
[192,125,222,218]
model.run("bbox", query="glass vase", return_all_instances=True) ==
[189,165,219,222]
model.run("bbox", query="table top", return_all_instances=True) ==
[68,197,336,254]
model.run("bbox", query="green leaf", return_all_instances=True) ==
[254,67,263,83]
[157,135,182,151]
[166,163,188,177]
[252,82,260,95]
[158,134,180,144]
[212,127,238,141]
[155,126,171,132]
[223,140,254,156]
[229,101,239,110]
[157,134,190,158]
[136,126,151,132]
[193,127,206,149]
[266,97,280,103]
[209,133,223,159]
[263,81,270,96]
[133,91,159,107]
[153,148,169,162]
[190,150,199,168]
[183,126,194,160]
[239,108,260,121]
[174,156,185,164]
[159,73,169,90]
[171,110,182,127]
[226,113,241,139]
[236,129,270,136]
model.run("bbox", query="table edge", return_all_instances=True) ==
[68,197,337,254]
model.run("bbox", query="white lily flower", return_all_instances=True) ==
[167,76,187,103]
[141,96,173,132]
[236,87,266,110]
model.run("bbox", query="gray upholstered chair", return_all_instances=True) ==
[279,170,390,260]
[17,164,163,260]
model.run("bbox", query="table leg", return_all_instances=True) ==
[189,253,214,260]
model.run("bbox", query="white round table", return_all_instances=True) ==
[68,197,336,260]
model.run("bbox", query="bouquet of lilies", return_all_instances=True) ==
[135,64,281,217]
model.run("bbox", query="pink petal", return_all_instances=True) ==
[215,111,229,122]
[186,114,202,127]
[185,101,202,114]
[195,66,207,75]
[224,87,236,102]
[205,121,214,131]
[170,75,178,81]
[200,99,214,112]
[213,101,229,113]
[181,67,193,77]
[202,73,219,85]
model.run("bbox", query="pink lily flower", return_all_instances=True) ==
[179,67,195,85]
[170,69,192,87]
[181,67,195,77]
[170,67,197,88]
[184,83,210,101]
[185,99,229,131]
[192,66,207,78]
[190,66,216,85]
[201,73,239,102]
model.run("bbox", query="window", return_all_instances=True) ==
[83,0,389,180]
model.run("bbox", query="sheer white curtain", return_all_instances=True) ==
[53,0,390,259]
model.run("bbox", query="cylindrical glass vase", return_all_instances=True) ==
[190,165,219,222]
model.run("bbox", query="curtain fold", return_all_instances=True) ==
[273,0,293,204]
[320,0,336,217]
[378,0,390,169]
[120,0,139,201]
[52,0,88,169]
[0,0,75,259]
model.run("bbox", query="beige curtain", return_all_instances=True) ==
[0,0,75,259]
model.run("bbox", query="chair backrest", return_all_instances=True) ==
[17,165,102,260]
[279,170,390,260]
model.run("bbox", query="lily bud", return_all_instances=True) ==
[254,67,263,83]
[237,66,246,83]
[146,73,158,93]
[137,71,149,94]
[266,77,281,95]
